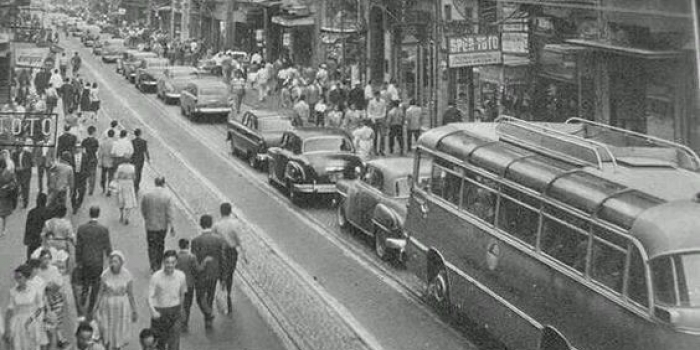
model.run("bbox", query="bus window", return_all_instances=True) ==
[590,237,626,293]
[541,211,589,272]
[461,174,497,224]
[430,164,461,206]
[627,247,649,307]
[497,188,539,246]
[651,257,677,305]
[673,254,700,307]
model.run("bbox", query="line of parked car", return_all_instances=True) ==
[89,38,427,264]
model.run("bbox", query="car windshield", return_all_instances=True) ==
[303,136,353,153]
[171,69,197,78]
[259,119,291,132]
[200,87,226,97]
[652,253,700,307]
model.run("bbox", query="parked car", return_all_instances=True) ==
[267,127,362,205]
[336,157,431,261]
[123,52,160,82]
[93,37,120,56]
[101,39,127,63]
[156,66,200,104]
[179,79,230,122]
[135,58,170,92]
[227,109,293,169]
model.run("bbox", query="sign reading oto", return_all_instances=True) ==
[0,112,58,147]
[448,34,502,68]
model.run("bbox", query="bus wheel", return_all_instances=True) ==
[427,267,450,312]
[374,227,389,261]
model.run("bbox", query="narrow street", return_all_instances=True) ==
[60,35,479,350]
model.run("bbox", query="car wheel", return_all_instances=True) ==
[337,200,349,229]
[374,227,390,261]
[248,152,258,169]
[427,266,450,314]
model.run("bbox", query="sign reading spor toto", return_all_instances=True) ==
[448,34,503,68]
[0,112,58,147]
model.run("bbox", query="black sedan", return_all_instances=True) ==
[227,109,293,170]
[268,128,362,205]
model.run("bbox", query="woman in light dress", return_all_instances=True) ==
[36,249,68,348]
[4,264,44,350]
[41,205,74,273]
[114,161,137,225]
[94,251,138,350]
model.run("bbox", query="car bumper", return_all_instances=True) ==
[103,56,119,62]
[141,81,157,86]
[194,107,229,114]
[164,92,180,99]
[292,183,336,194]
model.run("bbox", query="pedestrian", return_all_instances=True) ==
[34,140,53,194]
[343,103,362,132]
[131,129,150,194]
[98,129,116,196]
[1,149,15,173]
[24,193,51,260]
[442,101,463,125]
[353,119,374,161]
[30,231,60,264]
[80,82,92,117]
[148,250,186,350]
[363,80,374,106]
[57,124,78,159]
[75,321,106,350]
[37,249,69,348]
[387,101,405,155]
[0,157,17,237]
[3,264,43,350]
[61,77,75,115]
[59,53,69,76]
[82,126,100,196]
[111,130,134,167]
[72,52,82,76]
[12,140,34,209]
[72,144,89,213]
[367,91,387,156]
[314,98,328,127]
[94,251,138,350]
[41,205,74,265]
[325,104,344,129]
[405,99,423,151]
[90,82,100,122]
[212,203,247,315]
[348,82,365,111]
[75,206,112,318]
[114,160,137,225]
[228,71,246,116]
[141,176,175,272]
[191,215,226,329]
[47,152,74,209]
[139,328,157,350]
[292,95,309,127]
[175,239,198,332]
[46,83,59,114]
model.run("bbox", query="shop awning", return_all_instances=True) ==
[566,39,683,59]
[271,15,314,27]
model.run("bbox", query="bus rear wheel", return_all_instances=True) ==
[427,267,450,314]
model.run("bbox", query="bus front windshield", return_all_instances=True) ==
[652,253,700,307]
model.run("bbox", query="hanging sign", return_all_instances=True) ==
[14,47,49,68]
[448,34,502,68]
[0,112,58,147]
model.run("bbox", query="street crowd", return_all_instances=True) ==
[1,33,247,350]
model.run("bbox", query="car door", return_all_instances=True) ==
[355,166,385,234]
[230,112,249,153]
[272,133,296,181]
[241,114,259,155]
[182,84,195,110]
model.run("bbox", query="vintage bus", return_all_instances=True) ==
[405,117,700,350]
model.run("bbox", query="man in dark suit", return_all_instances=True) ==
[33,140,54,194]
[75,206,112,317]
[81,126,99,195]
[24,193,51,260]
[131,128,150,194]
[191,214,225,329]
[72,144,89,214]
[56,125,77,160]
[12,141,34,208]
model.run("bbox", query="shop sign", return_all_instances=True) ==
[448,34,502,68]
[502,32,528,54]
[14,47,48,68]
[0,112,58,147]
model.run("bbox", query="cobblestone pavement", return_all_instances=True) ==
[66,36,479,350]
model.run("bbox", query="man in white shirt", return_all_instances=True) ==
[148,250,186,350]
[250,51,262,65]
[212,203,246,315]
[366,91,387,156]
[111,130,133,166]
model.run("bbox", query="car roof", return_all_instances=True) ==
[244,109,293,118]
[289,127,350,140]
[188,80,227,88]
[367,157,431,179]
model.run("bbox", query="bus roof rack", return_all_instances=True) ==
[495,116,618,170]
[565,117,700,172]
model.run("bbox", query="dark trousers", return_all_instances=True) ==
[37,164,48,193]
[372,122,386,154]
[181,287,194,326]
[72,178,87,211]
[100,166,115,192]
[222,248,238,311]
[147,230,167,271]
[151,305,181,350]
[16,169,31,207]
[388,125,404,154]
[79,269,101,316]
[86,164,97,195]
[195,279,217,321]
[407,129,421,150]
[134,161,144,193]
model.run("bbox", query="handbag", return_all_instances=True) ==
[108,180,118,193]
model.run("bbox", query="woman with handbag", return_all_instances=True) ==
[0,157,17,237]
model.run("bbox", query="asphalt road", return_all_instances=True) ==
[66,36,482,350]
